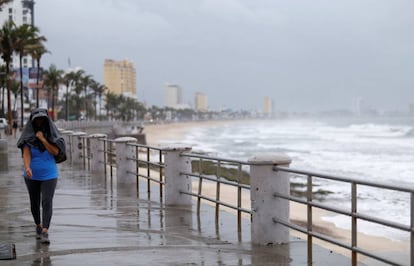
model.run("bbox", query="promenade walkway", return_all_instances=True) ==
[0,133,353,265]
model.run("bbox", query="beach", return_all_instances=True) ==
[144,119,247,147]
[143,119,410,264]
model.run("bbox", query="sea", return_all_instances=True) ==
[159,115,414,242]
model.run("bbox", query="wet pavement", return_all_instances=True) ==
[0,134,353,265]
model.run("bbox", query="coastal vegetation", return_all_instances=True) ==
[0,0,262,135]
[190,160,333,200]
[138,158,332,200]
[0,14,222,136]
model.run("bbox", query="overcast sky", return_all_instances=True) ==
[36,0,414,112]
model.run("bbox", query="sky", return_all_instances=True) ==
[35,0,414,112]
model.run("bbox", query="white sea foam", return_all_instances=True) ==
[159,117,414,241]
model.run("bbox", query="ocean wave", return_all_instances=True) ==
[347,123,413,138]
[168,117,414,240]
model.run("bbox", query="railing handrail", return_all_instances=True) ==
[276,165,414,193]
[66,130,411,266]
[181,152,249,165]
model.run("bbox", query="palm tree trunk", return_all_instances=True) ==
[65,82,69,120]
[1,87,4,116]
[36,60,40,107]
[99,95,102,121]
[51,86,55,120]
[19,56,24,128]
[6,67,12,134]
[84,87,87,119]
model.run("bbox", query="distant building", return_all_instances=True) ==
[0,0,35,69]
[409,104,414,115]
[264,96,272,116]
[164,83,183,108]
[0,0,36,120]
[103,59,137,98]
[195,92,208,112]
[352,97,364,115]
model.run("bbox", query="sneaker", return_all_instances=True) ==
[40,232,50,244]
[36,226,42,240]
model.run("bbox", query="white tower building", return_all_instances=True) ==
[0,0,35,69]
[164,83,183,108]
[195,92,208,112]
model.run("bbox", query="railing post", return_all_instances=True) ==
[248,154,292,245]
[163,145,192,206]
[114,137,137,184]
[88,133,107,173]
[70,132,86,165]
[60,130,73,163]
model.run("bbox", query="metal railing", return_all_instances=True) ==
[273,166,413,266]
[73,133,411,266]
[180,152,252,232]
[102,138,117,179]
[128,143,164,197]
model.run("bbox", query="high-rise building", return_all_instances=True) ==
[352,97,364,115]
[0,0,36,123]
[409,104,414,115]
[0,0,35,69]
[195,92,208,112]
[103,59,137,98]
[264,96,272,116]
[164,83,182,108]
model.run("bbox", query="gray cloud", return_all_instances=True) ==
[37,0,414,112]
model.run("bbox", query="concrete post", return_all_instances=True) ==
[88,133,107,173]
[71,132,86,165]
[248,154,292,245]
[163,145,192,206]
[60,130,73,163]
[0,139,8,172]
[114,137,137,184]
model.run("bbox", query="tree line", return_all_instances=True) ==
[0,2,214,135]
[0,15,149,131]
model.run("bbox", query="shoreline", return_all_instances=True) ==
[144,119,250,147]
[143,120,410,263]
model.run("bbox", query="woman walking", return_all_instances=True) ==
[12,120,18,137]
[17,108,66,244]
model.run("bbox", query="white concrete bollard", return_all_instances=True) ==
[114,137,137,184]
[70,132,86,165]
[60,130,73,163]
[88,133,107,173]
[163,145,192,206]
[248,154,292,245]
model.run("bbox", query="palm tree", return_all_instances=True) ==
[43,64,63,120]
[0,20,16,133]
[62,71,76,120]
[59,69,87,120]
[0,65,7,117]
[79,74,92,119]
[105,91,118,120]
[69,69,85,119]
[89,80,107,120]
[10,79,19,113]
[14,23,46,127]
[28,41,49,107]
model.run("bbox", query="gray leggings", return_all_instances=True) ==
[24,178,57,229]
